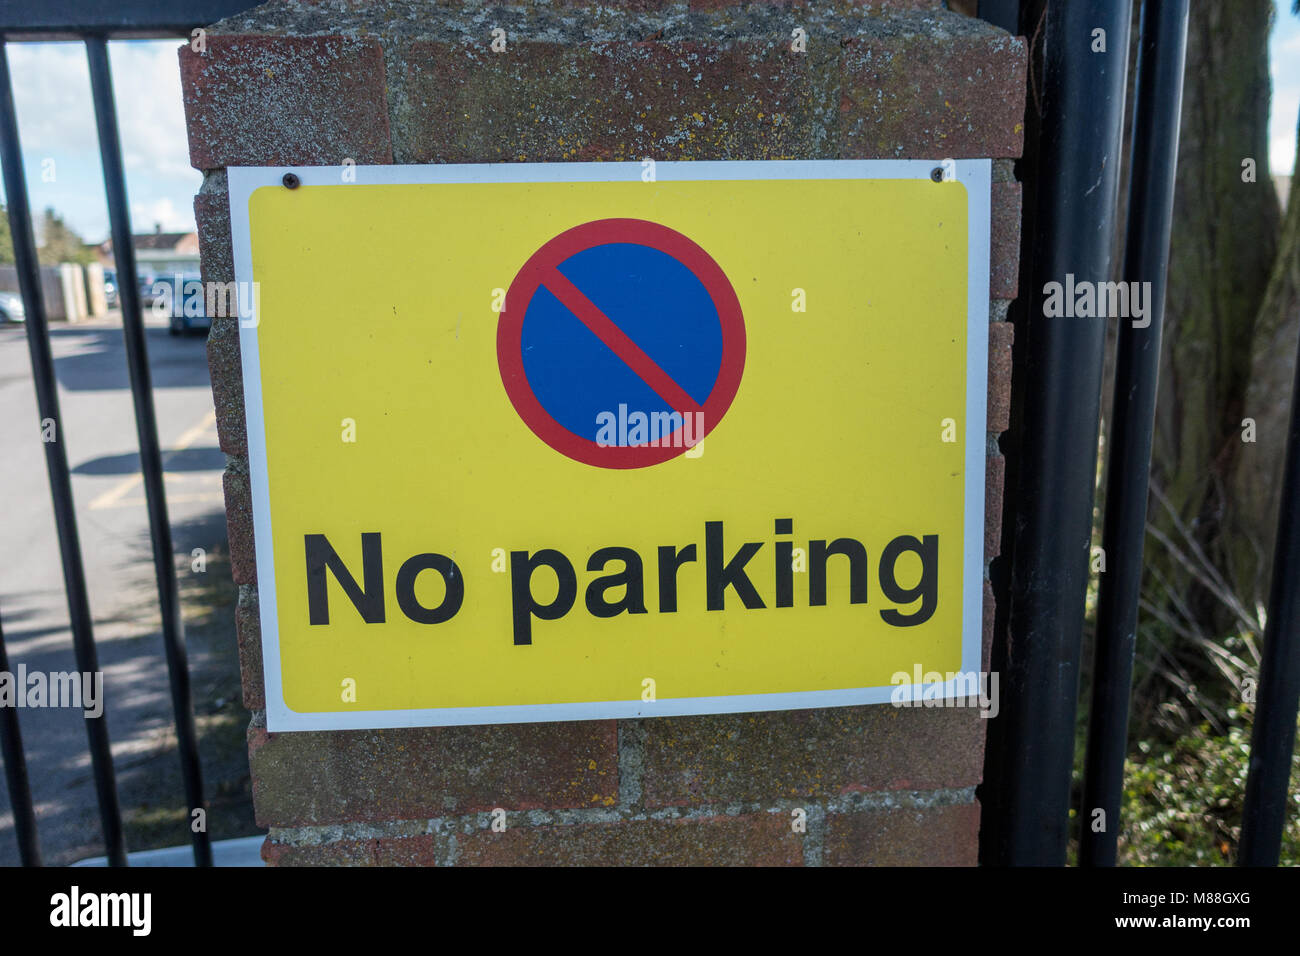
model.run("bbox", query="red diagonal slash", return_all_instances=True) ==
[542,266,704,416]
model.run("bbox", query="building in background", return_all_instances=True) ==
[96,223,200,278]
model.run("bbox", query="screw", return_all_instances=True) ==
[930,167,944,183]
[282,172,300,189]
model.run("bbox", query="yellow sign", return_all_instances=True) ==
[228,161,991,731]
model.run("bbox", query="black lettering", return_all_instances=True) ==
[510,549,577,645]
[705,521,765,611]
[879,534,938,626]
[809,538,869,606]
[774,518,794,608]
[305,532,385,625]
[395,553,464,624]
[656,544,697,612]
[586,547,647,617]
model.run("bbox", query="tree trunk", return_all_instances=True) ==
[1234,116,1300,611]
[1150,0,1281,636]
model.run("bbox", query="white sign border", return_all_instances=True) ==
[227,159,992,732]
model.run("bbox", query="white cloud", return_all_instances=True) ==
[6,43,98,154]
[130,196,191,233]
[108,40,198,182]
[1272,133,1297,179]
[0,39,199,240]
[7,40,194,180]
[1272,85,1300,176]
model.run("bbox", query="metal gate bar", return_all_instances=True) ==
[86,36,211,868]
[1080,0,1189,867]
[980,0,1133,865]
[1239,332,1300,864]
[0,612,40,865]
[0,0,262,869]
[0,38,126,866]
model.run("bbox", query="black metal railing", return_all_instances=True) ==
[0,0,1295,869]
[0,0,264,868]
[1081,0,1190,868]
[981,0,1300,867]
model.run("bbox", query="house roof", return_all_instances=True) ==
[97,231,200,260]
[132,231,193,250]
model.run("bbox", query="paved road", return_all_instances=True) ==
[0,315,240,865]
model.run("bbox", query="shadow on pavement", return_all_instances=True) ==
[0,509,259,866]
[41,325,211,393]
[71,446,225,476]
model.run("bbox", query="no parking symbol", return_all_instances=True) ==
[497,218,747,469]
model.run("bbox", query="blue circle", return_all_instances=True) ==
[520,242,724,442]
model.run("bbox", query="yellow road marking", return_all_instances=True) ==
[88,409,218,511]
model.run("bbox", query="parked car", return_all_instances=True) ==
[156,273,212,336]
[0,291,25,323]
[103,268,119,309]
[137,269,158,305]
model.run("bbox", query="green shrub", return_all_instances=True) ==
[1118,710,1300,866]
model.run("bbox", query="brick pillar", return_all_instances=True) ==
[182,0,1024,867]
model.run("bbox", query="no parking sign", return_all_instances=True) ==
[499,217,746,468]
[229,160,991,731]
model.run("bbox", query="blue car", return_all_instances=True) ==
[154,273,212,336]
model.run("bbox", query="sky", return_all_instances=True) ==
[0,9,1298,246]
[1272,6,1300,177]
[1,40,200,243]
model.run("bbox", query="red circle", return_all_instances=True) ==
[497,219,746,469]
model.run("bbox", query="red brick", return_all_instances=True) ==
[180,35,392,169]
[190,5,1021,865]
[554,0,703,9]
[222,463,256,587]
[456,813,803,866]
[193,190,233,285]
[687,0,939,8]
[206,316,245,460]
[247,720,618,827]
[840,31,1027,159]
[991,181,1022,297]
[195,188,247,458]
[263,835,439,866]
[641,705,986,807]
[235,586,264,712]
[549,0,689,8]
[987,319,1014,434]
[390,40,839,164]
[985,451,1004,562]
[982,577,995,672]
[824,802,980,865]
